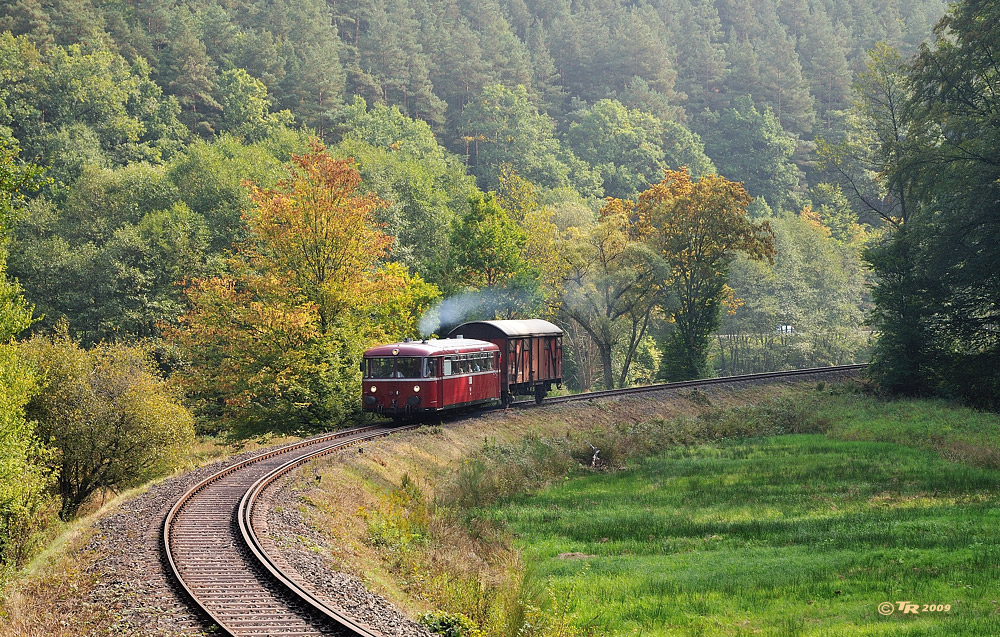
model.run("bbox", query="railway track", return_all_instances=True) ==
[531,363,866,407]
[163,424,417,636]
[163,364,863,636]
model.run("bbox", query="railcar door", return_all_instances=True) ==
[440,355,462,407]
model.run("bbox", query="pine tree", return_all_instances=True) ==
[798,5,851,131]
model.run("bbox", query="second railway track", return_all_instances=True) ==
[163,364,864,636]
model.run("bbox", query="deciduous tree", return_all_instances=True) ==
[244,141,395,333]
[818,44,928,397]
[889,0,1000,407]
[21,333,194,518]
[560,198,667,390]
[637,169,774,380]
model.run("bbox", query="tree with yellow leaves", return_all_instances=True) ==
[244,141,396,333]
[637,169,775,380]
[560,197,668,390]
[168,141,439,438]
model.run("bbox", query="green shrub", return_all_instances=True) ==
[20,332,195,517]
[418,609,483,637]
[0,345,56,576]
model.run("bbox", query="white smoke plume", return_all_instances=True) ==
[418,286,540,337]
[418,290,487,337]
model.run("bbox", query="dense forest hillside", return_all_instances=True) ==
[17,0,1000,577]
[0,0,945,169]
[0,0,944,349]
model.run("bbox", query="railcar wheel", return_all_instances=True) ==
[534,385,546,404]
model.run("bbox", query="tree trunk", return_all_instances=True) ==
[600,346,615,390]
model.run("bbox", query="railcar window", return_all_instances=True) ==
[423,358,438,378]
[366,358,394,378]
[443,357,453,376]
[396,357,422,378]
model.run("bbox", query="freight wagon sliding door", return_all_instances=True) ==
[507,338,531,385]
[539,335,562,381]
[506,336,562,390]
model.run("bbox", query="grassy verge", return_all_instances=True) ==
[498,433,1000,635]
[294,384,1000,636]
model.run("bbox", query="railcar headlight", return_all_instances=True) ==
[413,385,421,392]
[370,386,377,393]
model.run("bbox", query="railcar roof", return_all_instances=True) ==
[364,338,499,357]
[448,319,563,338]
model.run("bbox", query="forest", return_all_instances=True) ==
[1,0,997,587]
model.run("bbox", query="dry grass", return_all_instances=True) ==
[1,561,108,637]
[0,518,108,636]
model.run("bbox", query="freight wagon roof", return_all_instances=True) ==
[364,338,499,357]
[448,319,563,338]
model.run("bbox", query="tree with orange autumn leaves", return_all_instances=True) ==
[636,169,775,380]
[167,141,439,437]
[559,169,772,389]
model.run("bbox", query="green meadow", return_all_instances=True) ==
[494,396,1000,636]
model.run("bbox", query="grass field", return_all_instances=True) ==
[494,396,1000,636]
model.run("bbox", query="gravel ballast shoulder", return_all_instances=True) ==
[83,439,432,636]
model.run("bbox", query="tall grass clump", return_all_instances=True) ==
[443,436,578,510]
[356,472,540,636]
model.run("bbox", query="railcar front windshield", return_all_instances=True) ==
[366,357,395,378]
[365,356,426,379]
[395,357,422,378]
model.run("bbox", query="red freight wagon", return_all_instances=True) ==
[362,338,501,419]
[447,320,562,405]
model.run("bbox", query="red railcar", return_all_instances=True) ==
[362,338,501,419]
[447,319,563,405]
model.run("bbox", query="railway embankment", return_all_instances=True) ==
[270,374,1000,636]
[263,376,860,636]
[1,368,861,636]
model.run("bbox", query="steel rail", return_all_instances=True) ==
[237,425,419,637]
[163,424,411,636]
[514,363,866,408]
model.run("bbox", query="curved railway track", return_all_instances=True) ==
[163,364,864,636]
[164,425,417,636]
